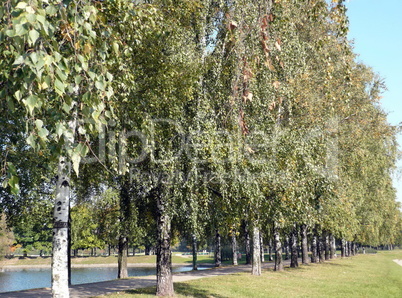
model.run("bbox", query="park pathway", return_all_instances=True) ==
[0,260,291,297]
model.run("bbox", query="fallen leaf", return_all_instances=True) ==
[273,81,281,89]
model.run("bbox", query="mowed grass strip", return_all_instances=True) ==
[0,253,215,266]
[100,250,402,298]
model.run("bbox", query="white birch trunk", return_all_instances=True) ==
[52,156,70,298]
[231,231,238,266]
[252,226,261,275]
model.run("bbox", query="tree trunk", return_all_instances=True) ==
[68,213,71,286]
[252,226,261,275]
[118,236,128,279]
[214,230,221,267]
[268,238,273,261]
[352,242,356,256]
[330,234,336,259]
[260,234,265,263]
[324,233,330,261]
[244,224,251,265]
[145,245,152,255]
[118,176,131,279]
[341,239,345,257]
[231,230,238,266]
[284,236,290,260]
[192,234,198,270]
[318,233,325,262]
[274,224,283,271]
[52,156,71,298]
[290,225,298,268]
[156,196,174,296]
[311,234,318,263]
[301,224,309,264]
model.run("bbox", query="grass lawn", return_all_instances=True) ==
[0,253,216,266]
[100,250,402,298]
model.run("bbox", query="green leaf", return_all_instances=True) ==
[13,55,25,65]
[55,78,65,95]
[112,42,119,55]
[45,4,57,16]
[9,175,20,195]
[15,2,27,9]
[62,103,71,113]
[76,143,89,156]
[28,29,40,44]
[14,23,28,36]
[26,133,36,149]
[2,179,8,189]
[5,29,15,37]
[26,13,36,23]
[35,119,43,129]
[38,127,49,140]
[14,90,21,101]
[71,151,81,176]
[55,122,65,138]
[7,162,17,175]
[95,80,105,91]
[23,95,39,115]
[25,6,35,14]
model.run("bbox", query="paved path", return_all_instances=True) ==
[0,261,289,297]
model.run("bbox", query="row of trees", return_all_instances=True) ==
[1,0,401,296]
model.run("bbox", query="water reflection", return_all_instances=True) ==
[0,265,208,293]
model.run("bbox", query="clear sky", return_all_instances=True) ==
[345,0,402,205]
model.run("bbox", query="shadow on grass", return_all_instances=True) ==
[175,283,227,298]
[320,261,354,268]
[124,284,227,298]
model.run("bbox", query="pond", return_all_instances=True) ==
[0,265,208,293]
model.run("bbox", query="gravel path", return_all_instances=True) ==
[393,259,402,267]
[0,261,288,297]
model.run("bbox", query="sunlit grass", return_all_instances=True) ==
[100,250,402,298]
[0,252,215,266]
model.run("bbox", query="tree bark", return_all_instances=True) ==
[300,224,309,264]
[260,234,265,263]
[118,177,131,279]
[156,196,174,296]
[341,239,345,257]
[290,225,298,268]
[118,236,128,279]
[318,233,325,262]
[311,234,318,263]
[330,234,336,259]
[324,232,330,261]
[252,226,261,275]
[231,230,238,266]
[284,236,290,260]
[192,234,198,270]
[214,230,221,267]
[268,238,273,261]
[52,156,71,298]
[274,223,283,271]
[351,242,356,256]
[244,224,251,265]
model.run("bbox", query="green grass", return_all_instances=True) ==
[0,253,215,266]
[99,250,402,298]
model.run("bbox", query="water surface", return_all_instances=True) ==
[0,265,207,293]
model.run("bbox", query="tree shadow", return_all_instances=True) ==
[125,284,227,298]
[174,283,227,298]
[125,286,156,296]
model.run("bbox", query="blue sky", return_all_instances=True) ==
[345,0,402,205]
